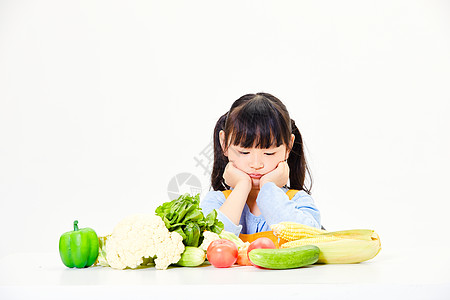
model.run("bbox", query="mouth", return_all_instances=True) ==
[249,173,263,179]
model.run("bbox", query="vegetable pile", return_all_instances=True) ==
[59,194,381,271]
[59,193,227,270]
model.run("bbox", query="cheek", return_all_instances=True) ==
[228,153,245,168]
[265,155,284,170]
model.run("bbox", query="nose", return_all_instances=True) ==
[249,153,264,170]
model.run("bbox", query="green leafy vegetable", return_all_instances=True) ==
[155,193,224,247]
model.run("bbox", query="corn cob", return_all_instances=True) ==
[270,222,327,241]
[281,235,342,247]
[320,229,378,241]
[280,230,381,264]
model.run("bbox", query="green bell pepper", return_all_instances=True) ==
[59,220,99,268]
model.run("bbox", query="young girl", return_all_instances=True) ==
[200,92,322,236]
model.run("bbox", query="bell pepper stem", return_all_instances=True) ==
[74,220,79,231]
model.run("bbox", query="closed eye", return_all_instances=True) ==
[239,151,250,155]
[265,152,275,156]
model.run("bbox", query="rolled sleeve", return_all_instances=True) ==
[256,182,321,229]
[200,191,243,236]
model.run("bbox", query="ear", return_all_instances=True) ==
[285,134,295,160]
[219,130,228,157]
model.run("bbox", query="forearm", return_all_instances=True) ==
[200,191,243,236]
[257,182,321,228]
[219,182,251,225]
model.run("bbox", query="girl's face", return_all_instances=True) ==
[220,130,294,189]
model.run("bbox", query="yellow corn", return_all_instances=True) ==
[320,229,378,241]
[280,231,381,264]
[281,235,342,248]
[270,222,327,241]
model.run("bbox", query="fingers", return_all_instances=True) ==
[230,161,237,168]
[277,160,288,168]
[277,160,290,177]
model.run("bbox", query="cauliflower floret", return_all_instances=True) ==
[199,230,221,251]
[105,214,185,270]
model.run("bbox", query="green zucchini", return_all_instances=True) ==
[176,246,206,267]
[248,245,320,269]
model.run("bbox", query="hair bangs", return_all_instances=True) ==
[226,98,289,149]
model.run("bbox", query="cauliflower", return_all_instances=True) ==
[105,214,185,270]
[199,230,221,251]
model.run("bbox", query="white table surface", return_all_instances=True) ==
[1,245,449,300]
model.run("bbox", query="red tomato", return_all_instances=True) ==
[207,239,238,268]
[247,237,276,265]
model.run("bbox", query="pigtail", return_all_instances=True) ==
[211,113,230,191]
[287,119,313,194]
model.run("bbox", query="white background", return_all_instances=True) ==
[0,0,449,260]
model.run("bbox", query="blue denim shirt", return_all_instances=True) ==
[200,182,321,236]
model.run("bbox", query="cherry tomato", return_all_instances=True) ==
[247,237,276,265]
[207,239,238,268]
